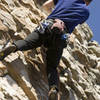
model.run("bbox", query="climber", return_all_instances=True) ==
[0,0,93,99]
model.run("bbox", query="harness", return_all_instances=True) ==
[35,19,70,47]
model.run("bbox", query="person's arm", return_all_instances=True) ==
[42,0,54,13]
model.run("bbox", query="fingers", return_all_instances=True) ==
[51,19,65,31]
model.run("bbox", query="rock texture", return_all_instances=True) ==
[0,0,100,100]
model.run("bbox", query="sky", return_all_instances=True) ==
[86,0,100,44]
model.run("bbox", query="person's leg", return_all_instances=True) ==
[46,47,61,89]
[0,18,55,61]
[46,34,66,99]
[0,30,43,60]
[14,30,43,51]
[0,19,55,61]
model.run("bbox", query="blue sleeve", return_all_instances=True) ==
[53,0,58,5]
[80,12,90,24]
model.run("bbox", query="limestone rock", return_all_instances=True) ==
[0,62,8,76]
[0,75,29,100]
[0,20,8,32]
[0,0,100,100]
[88,45,100,57]
[0,9,17,32]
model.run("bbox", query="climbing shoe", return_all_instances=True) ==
[48,86,59,100]
[0,45,17,61]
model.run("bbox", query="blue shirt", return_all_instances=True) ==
[47,0,90,33]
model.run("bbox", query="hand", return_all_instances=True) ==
[51,19,65,32]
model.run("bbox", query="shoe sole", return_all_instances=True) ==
[49,92,57,100]
[0,46,16,60]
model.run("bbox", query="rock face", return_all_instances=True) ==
[0,0,100,100]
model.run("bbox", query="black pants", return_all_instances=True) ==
[14,19,67,90]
